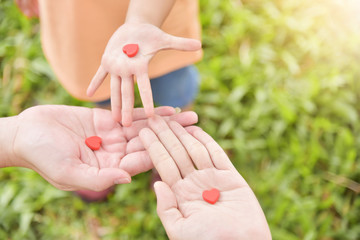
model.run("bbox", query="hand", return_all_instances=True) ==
[87,22,201,126]
[10,105,197,191]
[15,0,39,18]
[139,116,272,240]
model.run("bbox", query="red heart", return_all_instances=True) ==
[123,44,139,58]
[202,188,220,204]
[85,136,102,151]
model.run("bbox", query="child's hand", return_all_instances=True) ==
[140,116,272,240]
[15,0,39,18]
[10,105,197,192]
[87,22,201,126]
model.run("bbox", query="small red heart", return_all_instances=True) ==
[123,44,139,58]
[85,136,102,151]
[202,188,220,204]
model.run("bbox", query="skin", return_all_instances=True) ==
[139,116,272,240]
[0,105,198,192]
[15,0,39,18]
[87,0,202,126]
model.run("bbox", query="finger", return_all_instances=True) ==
[139,128,181,186]
[186,126,236,171]
[126,136,144,154]
[132,106,175,121]
[148,115,195,177]
[119,151,153,176]
[111,75,122,122]
[121,76,134,127]
[136,73,154,117]
[67,163,131,191]
[123,111,198,141]
[87,65,108,96]
[169,121,214,170]
[163,34,202,52]
[154,181,183,236]
[168,111,198,127]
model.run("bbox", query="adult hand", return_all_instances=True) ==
[87,22,201,126]
[15,0,39,18]
[9,105,197,191]
[139,116,272,240]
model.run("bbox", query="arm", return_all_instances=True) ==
[126,0,176,26]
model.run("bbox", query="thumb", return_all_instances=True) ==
[153,181,183,234]
[162,33,202,52]
[66,164,132,191]
[86,65,108,97]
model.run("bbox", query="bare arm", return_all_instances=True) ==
[126,0,176,26]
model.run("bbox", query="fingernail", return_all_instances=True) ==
[114,178,131,184]
[175,107,182,113]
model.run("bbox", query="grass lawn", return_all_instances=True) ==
[1,0,360,239]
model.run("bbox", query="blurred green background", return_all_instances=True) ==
[1,0,360,239]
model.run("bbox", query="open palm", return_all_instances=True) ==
[140,116,271,240]
[12,105,197,191]
[87,23,201,126]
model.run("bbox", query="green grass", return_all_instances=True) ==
[1,0,360,239]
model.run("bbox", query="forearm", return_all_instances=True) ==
[125,0,176,27]
[0,116,19,168]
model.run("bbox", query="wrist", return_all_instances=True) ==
[125,0,176,27]
[125,16,162,27]
[0,116,20,168]
[125,16,151,26]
